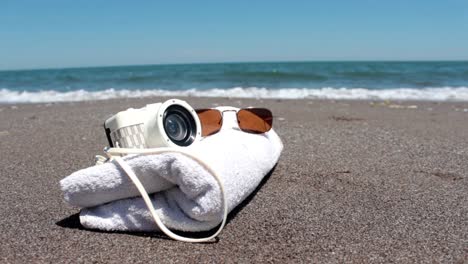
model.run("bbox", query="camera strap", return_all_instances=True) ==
[104,147,228,243]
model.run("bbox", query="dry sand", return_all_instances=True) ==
[0,97,467,263]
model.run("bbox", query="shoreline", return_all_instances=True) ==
[2,86,468,104]
[2,94,468,105]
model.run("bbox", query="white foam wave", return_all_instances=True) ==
[1,87,468,103]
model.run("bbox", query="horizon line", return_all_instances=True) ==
[1,59,468,72]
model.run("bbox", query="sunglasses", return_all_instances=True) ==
[196,108,273,137]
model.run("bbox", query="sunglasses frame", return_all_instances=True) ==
[196,108,273,137]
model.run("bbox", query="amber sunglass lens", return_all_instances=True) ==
[196,109,223,136]
[237,108,273,134]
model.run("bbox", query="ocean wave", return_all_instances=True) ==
[1,87,468,103]
[223,71,328,81]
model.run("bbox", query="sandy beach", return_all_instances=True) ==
[0,97,467,263]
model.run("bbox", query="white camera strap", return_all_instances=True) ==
[103,147,228,243]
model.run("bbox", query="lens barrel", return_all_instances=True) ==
[162,105,197,146]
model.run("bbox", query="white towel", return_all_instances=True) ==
[60,107,283,233]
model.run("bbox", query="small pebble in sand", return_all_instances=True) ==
[10,105,18,109]
[277,117,286,121]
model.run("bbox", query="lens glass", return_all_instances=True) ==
[162,105,197,146]
[237,108,273,134]
[196,109,223,136]
[164,114,188,142]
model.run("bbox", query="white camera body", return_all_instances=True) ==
[104,99,202,148]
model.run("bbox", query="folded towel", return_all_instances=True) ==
[60,107,283,236]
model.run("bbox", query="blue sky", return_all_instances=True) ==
[1,0,467,70]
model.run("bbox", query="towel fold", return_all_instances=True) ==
[60,107,283,233]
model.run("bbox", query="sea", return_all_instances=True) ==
[1,61,468,103]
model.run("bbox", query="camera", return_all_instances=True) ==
[104,99,202,148]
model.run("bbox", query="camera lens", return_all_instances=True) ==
[164,114,187,142]
[162,105,197,146]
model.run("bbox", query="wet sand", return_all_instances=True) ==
[0,97,467,263]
